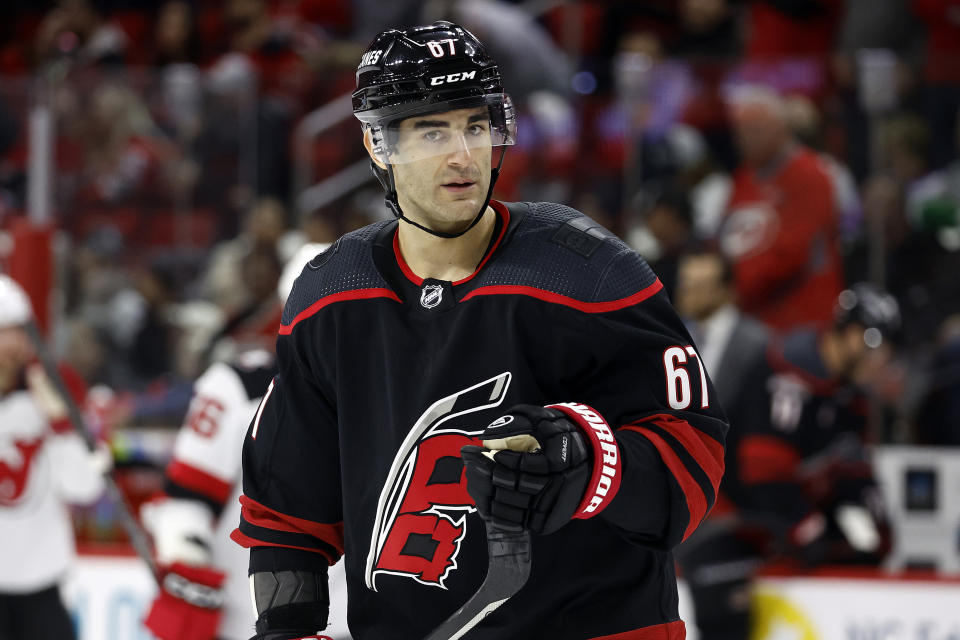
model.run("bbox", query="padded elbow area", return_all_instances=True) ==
[252,570,330,635]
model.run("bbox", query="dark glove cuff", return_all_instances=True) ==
[547,403,622,519]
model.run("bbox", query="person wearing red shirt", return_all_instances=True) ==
[718,85,844,330]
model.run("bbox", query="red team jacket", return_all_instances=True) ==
[719,147,844,331]
[232,201,728,639]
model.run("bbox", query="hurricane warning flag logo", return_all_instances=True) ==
[365,372,512,590]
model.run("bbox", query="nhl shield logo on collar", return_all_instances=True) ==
[420,284,443,309]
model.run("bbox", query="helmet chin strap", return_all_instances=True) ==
[376,147,507,240]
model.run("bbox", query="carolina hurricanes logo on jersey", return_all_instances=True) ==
[0,437,44,505]
[365,372,512,591]
[720,203,780,259]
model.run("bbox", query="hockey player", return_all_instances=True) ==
[0,274,109,639]
[142,296,349,639]
[678,283,898,640]
[233,21,727,639]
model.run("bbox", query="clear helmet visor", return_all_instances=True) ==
[369,93,516,166]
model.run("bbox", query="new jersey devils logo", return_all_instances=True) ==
[0,437,44,505]
[365,372,512,591]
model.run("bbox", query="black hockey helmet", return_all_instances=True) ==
[834,283,902,347]
[352,21,516,238]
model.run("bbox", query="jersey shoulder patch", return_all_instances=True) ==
[282,221,393,325]
[477,202,657,303]
[550,214,608,258]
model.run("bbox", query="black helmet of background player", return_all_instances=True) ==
[834,283,902,349]
[352,21,517,238]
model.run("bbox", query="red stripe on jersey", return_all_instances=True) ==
[453,200,511,286]
[460,278,663,313]
[392,231,423,286]
[278,288,401,335]
[229,529,337,565]
[590,620,686,639]
[391,200,512,287]
[239,495,345,556]
[628,414,724,499]
[738,435,801,485]
[166,460,232,505]
[624,426,707,542]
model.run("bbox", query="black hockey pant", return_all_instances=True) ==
[0,584,76,640]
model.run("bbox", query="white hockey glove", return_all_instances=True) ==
[141,498,226,640]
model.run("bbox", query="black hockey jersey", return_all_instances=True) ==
[233,201,728,639]
[729,330,877,531]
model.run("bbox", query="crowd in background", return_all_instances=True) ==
[0,1,958,455]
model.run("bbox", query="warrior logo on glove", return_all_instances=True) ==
[461,402,621,535]
[365,373,512,591]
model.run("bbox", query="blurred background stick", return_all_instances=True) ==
[23,318,160,585]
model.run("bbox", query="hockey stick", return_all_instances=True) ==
[424,435,539,640]
[423,525,531,640]
[23,319,161,584]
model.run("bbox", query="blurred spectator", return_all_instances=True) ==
[718,85,844,330]
[202,240,283,367]
[154,1,204,143]
[33,0,128,69]
[846,175,960,348]
[837,0,923,66]
[155,1,201,67]
[833,0,923,180]
[912,0,960,168]
[678,283,898,640]
[200,197,294,310]
[660,124,733,238]
[669,0,743,60]
[221,0,320,105]
[638,184,696,299]
[675,248,770,416]
[119,262,178,384]
[906,108,960,235]
[193,51,292,209]
[60,82,177,232]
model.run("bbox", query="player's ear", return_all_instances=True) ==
[363,128,388,170]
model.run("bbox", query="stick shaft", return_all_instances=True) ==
[23,320,160,583]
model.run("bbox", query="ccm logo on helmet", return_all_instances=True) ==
[430,71,477,86]
[548,402,621,517]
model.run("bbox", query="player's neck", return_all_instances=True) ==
[397,206,496,282]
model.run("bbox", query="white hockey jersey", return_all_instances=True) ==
[150,354,351,639]
[0,388,105,593]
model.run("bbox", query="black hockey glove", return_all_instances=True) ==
[461,403,622,535]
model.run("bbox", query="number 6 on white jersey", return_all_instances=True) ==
[663,346,709,410]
